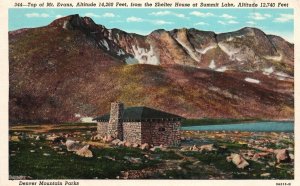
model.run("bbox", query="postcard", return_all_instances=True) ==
[0,0,299,185]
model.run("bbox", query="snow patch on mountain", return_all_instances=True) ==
[218,42,241,60]
[74,113,81,118]
[174,37,199,62]
[196,44,217,54]
[216,66,227,72]
[100,39,109,51]
[275,72,291,78]
[208,86,239,99]
[108,29,113,40]
[227,37,234,42]
[131,45,160,65]
[263,67,274,75]
[245,77,260,84]
[125,56,138,64]
[209,60,216,69]
[236,35,245,39]
[264,53,282,61]
[277,76,286,81]
[117,49,125,56]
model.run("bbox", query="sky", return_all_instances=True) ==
[9,8,294,43]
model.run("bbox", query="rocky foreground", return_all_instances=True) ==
[9,125,294,179]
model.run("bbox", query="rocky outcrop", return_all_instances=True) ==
[274,149,291,163]
[65,139,93,157]
[75,145,93,158]
[226,153,249,169]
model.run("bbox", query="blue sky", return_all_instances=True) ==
[9,8,294,42]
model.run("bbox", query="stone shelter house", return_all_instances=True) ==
[93,102,183,146]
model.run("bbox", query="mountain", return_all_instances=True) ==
[9,14,294,123]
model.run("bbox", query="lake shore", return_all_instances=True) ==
[182,118,294,126]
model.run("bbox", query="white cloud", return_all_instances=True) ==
[228,20,239,24]
[175,14,186,18]
[152,20,173,25]
[246,21,256,25]
[150,11,171,16]
[273,14,293,23]
[220,14,235,19]
[85,13,100,18]
[190,11,214,17]
[249,13,272,20]
[25,13,50,18]
[84,12,117,18]
[150,11,186,18]
[194,22,209,26]
[102,13,116,18]
[218,20,239,25]
[127,16,144,22]
[264,14,272,18]
[218,21,227,25]
[126,16,173,25]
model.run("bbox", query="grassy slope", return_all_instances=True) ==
[9,139,160,179]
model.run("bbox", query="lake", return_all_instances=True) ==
[181,121,294,132]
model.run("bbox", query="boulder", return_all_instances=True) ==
[227,153,249,169]
[199,144,217,152]
[140,143,149,150]
[76,145,93,158]
[117,141,126,146]
[91,134,102,141]
[260,173,271,177]
[10,136,20,142]
[180,146,190,151]
[111,139,121,145]
[46,134,59,141]
[125,141,132,147]
[274,149,291,163]
[106,135,114,142]
[66,140,85,151]
[102,135,114,142]
[159,144,167,151]
[150,146,161,152]
[132,143,139,148]
[191,145,199,151]
[289,153,294,160]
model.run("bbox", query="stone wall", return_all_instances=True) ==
[141,121,181,146]
[123,122,142,144]
[97,118,181,146]
[108,102,124,140]
[97,122,108,137]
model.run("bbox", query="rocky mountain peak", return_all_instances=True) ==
[49,14,98,31]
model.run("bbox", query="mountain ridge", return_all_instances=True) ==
[9,14,294,123]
